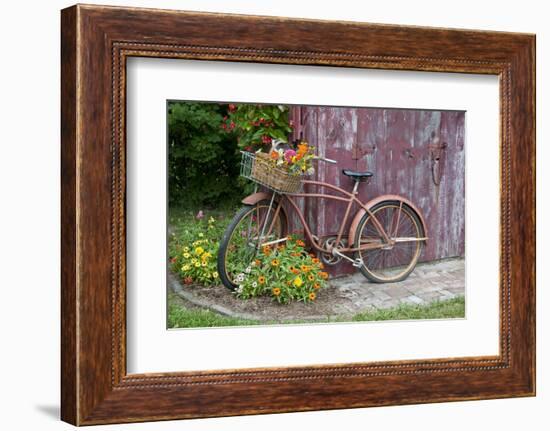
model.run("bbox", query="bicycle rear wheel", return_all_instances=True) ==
[354,201,424,283]
[217,200,287,291]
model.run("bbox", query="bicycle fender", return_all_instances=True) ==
[241,192,272,206]
[348,195,428,246]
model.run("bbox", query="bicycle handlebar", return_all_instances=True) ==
[315,156,337,164]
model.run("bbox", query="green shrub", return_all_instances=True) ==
[168,102,243,207]
[223,103,294,152]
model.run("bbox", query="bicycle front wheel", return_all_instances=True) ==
[354,201,424,283]
[217,200,287,291]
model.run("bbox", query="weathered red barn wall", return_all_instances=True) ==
[289,106,465,275]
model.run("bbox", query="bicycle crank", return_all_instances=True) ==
[320,237,346,265]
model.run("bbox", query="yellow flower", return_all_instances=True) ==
[183,246,190,252]
[208,217,215,224]
[195,246,204,255]
[293,276,303,287]
[201,261,207,267]
[271,259,280,267]
[194,262,200,268]
[307,274,315,282]
[182,265,190,271]
[258,276,266,285]
[183,252,191,259]
[206,273,211,278]
[191,258,198,264]
[212,272,219,279]
[272,287,281,296]
[198,232,204,238]
[308,292,316,301]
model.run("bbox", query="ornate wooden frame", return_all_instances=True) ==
[61,4,535,425]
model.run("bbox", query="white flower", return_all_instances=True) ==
[237,273,245,282]
[245,266,251,273]
[237,286,244,293]
[252,282,258,288]
[251,261,256,267]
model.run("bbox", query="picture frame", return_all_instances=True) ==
[60,4,535,425]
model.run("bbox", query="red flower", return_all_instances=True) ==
[170,257,177,264]
[183,276,193,285]
[261,135,272,144]
[228,104,236,112]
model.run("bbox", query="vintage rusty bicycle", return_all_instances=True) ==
[217,147,428,291]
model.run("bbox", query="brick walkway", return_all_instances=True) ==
[329,257,465,314]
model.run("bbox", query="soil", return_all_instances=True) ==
[169,274,356,322]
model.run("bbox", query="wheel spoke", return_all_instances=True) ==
[357,203,422,282]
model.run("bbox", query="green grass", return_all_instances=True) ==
[167,295,465,329]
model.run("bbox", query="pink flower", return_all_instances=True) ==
[284,149,296,163]
[261,135,272,145]
[196,210,204,220]
[228,104,236,112]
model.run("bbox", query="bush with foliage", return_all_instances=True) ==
[222,103,294,152]
[169,214,225,286]
[234,237,329,304]
[168,102,242,207]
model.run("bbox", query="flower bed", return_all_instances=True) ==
[169,213,225,286]
[234,236,329,304]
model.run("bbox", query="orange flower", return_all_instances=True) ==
[271,259,280,267]
[296,239,305,247]
[254,259,261,266]
[270,150,279,160]
[272,287,281,296]
[312,258,320,264]
[320,271,329,279]
[291,252,301,257]
[297,143,309,156]
[291,268,300,275]
[319,262,325,269]
[313,282,321,289]
[258,276,266,284]
[308,292,316,301]
[262,246,271,256]
[300,264,309,272]
[308,274,315,281]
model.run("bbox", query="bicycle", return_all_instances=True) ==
[217,149,428,291]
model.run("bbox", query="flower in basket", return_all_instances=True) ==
[268,140,316,176]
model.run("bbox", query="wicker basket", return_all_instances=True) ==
[242,152,302,193]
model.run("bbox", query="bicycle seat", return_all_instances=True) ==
[342,169,373,182]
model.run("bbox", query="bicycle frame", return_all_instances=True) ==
[248,179,427,257]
